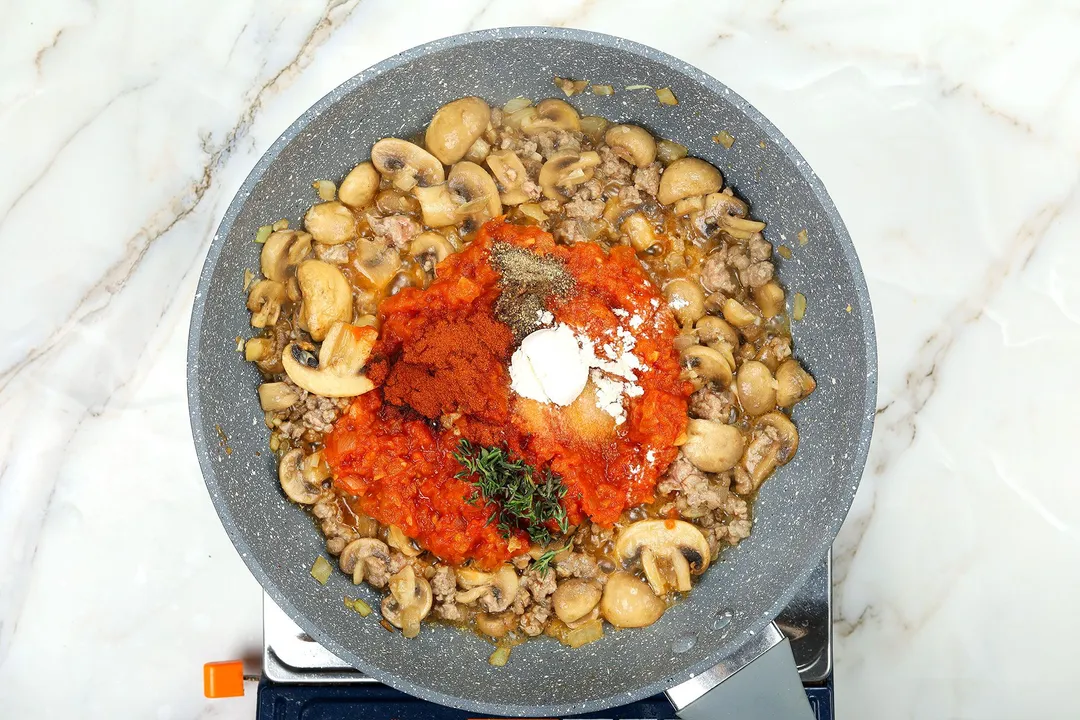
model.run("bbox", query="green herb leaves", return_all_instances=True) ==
[453,439,569,546]
[530,543,571,576]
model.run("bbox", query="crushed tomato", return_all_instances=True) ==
[324,219,690,568]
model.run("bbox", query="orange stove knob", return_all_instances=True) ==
[203,660,245,698]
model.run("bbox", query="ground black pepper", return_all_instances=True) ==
[491,242,575,340]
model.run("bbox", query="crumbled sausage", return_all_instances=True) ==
[726,245,751,271]
[618,185,643,206]
[555,552,599,579]
[519,603,551,636]
[658,454,729,518]
[431,566,456,602]
[534,130,581,159]
[749,235,772,262]
[564,196,604,220]
[521,568,558,603]
[633,163,661,196]
[597,146,632,182]
[688,387,734,422]
[742,261,774,288]
[369,214,420,251]
[700,251,739,295]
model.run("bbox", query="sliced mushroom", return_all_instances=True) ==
[258,381,299,411]
[465,136,491,163]
[552,578,602,624]
[753,281,786,320]
[387,524,422,557]
[776,358,816,407]
[381,567,432,638]
[721,298,758,329]
[448,161,502,228]
[338,161,380,209]
[614,519,711,596]
[657,158,722,206]
[413,184,460,227]
[486,150,532,205]
[621,212,659,253]
[339,538,391,585]
[375,189,420,216]
[261,230,313,282]
[408,232,453,273]
[605,124,656,168]
[304,201,356,246]
[681,345,733,388]
[694,316,739,347]
[599,571,666,628]
[278,448,325,504]
[735,360,777,416]
[663,279,706,326]
[743,412,800,489]
[483,565,520,613]
[538,150,600,200]
[371,138,445,191]
[425,96,491,165]
[247,280,287,328]
[521,98,581,135]
[682,419,745,473]
[352,238,403,290]
[296,260,352,341]
[704,191,748,219]
[456,567,494,589]
[281,322,377,397]
[456,586,490,605]
[245,337,274,363]
[475,612,517,639]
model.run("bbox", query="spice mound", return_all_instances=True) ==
[325,219,690,567]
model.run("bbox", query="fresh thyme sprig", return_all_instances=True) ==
[453,439,569,547]
[531,543,572,576]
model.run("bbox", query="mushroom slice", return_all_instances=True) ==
[261,230,313,282]
[296,260,352,341]
[521,98,581,135]
[486,150,532,205]
[657,158,723,206]
[371,138,445,191]
[455,567,495,589]
[304,201,356,246]
[339,538,390,585]
[258,381,299,411]
[481,565,519,613]
[413,184,460,227]
[683,418,745,473]
[408,231,453,273]
[352,238,403,291]
[599,571,666,628]
[455,586,490,605]
[382,568,432,637]
[278,448,324,505]
[552,578,602,624]
[247,280,287,328]
[538,150,601,201]
[425,96,491,165]
[475,612,517,639]
[387,524,422,557]
[614,519,712,596]
[681,345,733,388]
[338,161,380,209]
[282,322,377,398]
[605,124,657,168]
[743,411,800,489]
[775,358,816,408]
[448,161,502,227]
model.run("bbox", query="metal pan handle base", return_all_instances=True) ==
[666,622,814,720]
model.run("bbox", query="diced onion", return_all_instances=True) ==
[798,228,809,245]
[344,596,373,617]
[713,131,735,149]
[255,225,272,244]
[591,84,614,96]
[313,180,337,201]
[311,556,333,585]
[656,139,688,165]
[272,219,289,231]
[488,646,511,667]
[243,269,255,291]
[502,96,532,113]
[518,203,548,223]
[625,84,652,91]
[793,292,807,321]
[778,246,793,259]
[656,87,678,105]
[563,619,604,648]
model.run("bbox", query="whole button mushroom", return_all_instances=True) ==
[296,260,352,341]
[599,571,666,628]
[425,97,492,165]
[682,418,745,473]
[657,157,723,206]
[735,360,777,416]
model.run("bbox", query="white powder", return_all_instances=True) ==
[629,314,644,329]
[510,324,589,406]
[669,296,689,310]
[537,309,554,325]
[646,449,656,463]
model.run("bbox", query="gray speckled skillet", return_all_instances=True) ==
[187,27,877,718]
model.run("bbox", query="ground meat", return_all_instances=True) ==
[749,235,772,262]
[521,568,558,603]
[431,566,456,602]
[633,163,661,196]
[727,518,752,543]
[564,196,604,220]
[742,260,774,288]
[700,251,739,295]
[555,552,599,579]
[434,602,465,622]
[554,219,587,244]
[597,146,632,183]
[658,454,729,518]
[314,242,349,264]
[539,198,561,213]
[534,130,580,159]
[618,185,643,206]
[688,387,734,422]
[520,179,541,201]
[369,214,421,251]
[577,178,603,201]
[300,393,340,434]
[517,568,557,635]
[726,244,751,271]
[519,603,551,636]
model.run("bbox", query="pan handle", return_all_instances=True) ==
[665,621,814,720]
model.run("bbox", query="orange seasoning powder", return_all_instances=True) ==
[325,219,691,568]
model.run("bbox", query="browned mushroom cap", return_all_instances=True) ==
[338,161,380,209]
[657,158,723,205]
[552,578,602,624]
[261,230,313,282]
[339,538,390,584]
[521,98,581,135]
[538,150,601,201]
[425,97,491,165]
[605,124,657,168]
[247,280,287,328]
[599,571,666,628]
[486,150,532,205]
[296,260,352,341]
[682,419,744,473]
[735,360,777,416]
[304,201,356,246]
[371,138,445,191]
[278,448,327,505]
[775,358,816,407]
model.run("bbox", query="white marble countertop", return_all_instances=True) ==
[1,1,1078,718]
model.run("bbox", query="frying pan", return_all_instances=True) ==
[188,27,877,719]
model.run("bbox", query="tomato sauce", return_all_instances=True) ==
[324,219,690,567]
